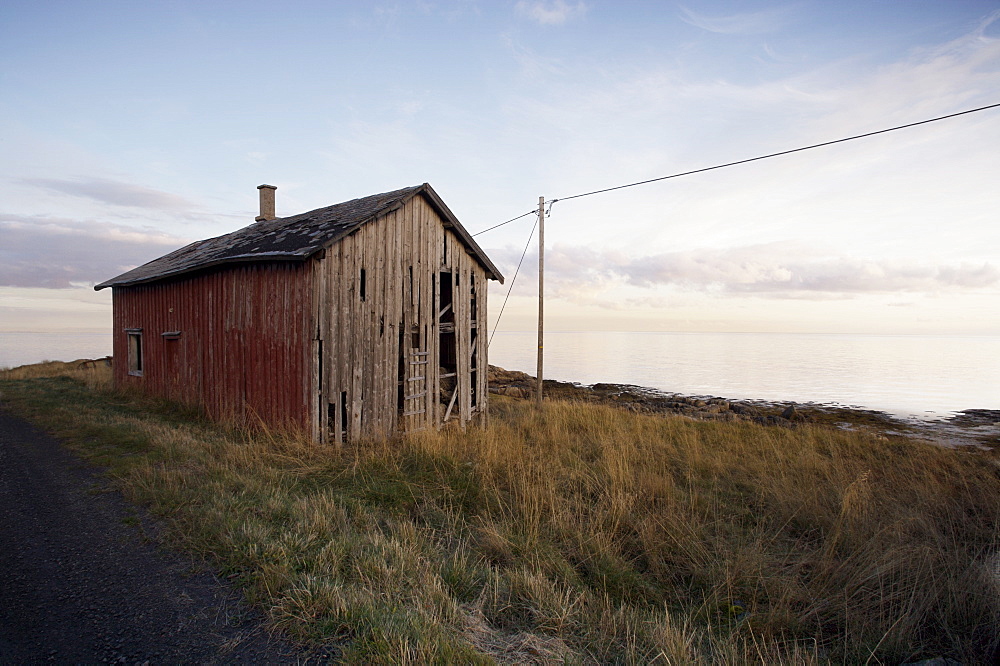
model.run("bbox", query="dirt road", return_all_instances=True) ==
[0,409,332,664]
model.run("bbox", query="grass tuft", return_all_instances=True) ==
[2,362,998,663]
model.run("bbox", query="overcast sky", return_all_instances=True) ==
[2,0,998,336]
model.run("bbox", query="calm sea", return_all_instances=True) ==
[2,330,996,420]
[488,331,999,420]
[0,332,112,369]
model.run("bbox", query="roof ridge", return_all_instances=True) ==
[95,183,501,289]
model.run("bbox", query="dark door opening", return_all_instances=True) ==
[439,272,457,415]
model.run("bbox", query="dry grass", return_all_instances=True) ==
[0,358,111,389]
[1,361,998,663]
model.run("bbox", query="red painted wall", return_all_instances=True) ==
[111,262,314,431]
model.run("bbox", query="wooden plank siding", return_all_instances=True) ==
[108,189,492,444]
[111,262,314,431]
[313,195,490,443]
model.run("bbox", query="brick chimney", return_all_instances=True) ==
[256,184,277,221]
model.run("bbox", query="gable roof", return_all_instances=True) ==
[95,183,503,290]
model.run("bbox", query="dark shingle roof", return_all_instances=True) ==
[95,183,503,289]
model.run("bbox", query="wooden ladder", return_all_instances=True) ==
[401,349,428,425]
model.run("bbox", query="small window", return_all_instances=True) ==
[126,329,143,376]
[359,268,367,301]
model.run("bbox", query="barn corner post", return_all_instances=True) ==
[536,195,545,410]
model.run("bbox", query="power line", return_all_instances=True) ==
[471,102,1000,238]
[477,102,1000,370]
[549,102,1000,205]
[475,100,1000,333]
[472,209,536,237]
[488,213,539,347]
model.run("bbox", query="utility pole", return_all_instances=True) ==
[536,196,545,409]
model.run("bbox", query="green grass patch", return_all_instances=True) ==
[2,363,999,663]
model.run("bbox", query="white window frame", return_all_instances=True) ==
[126,328,143,376]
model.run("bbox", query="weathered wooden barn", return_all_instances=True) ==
[95,184,503,443]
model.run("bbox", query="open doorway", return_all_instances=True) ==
[439,271,457,417]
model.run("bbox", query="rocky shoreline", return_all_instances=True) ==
[487,366,1000,450]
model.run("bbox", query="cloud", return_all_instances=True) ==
[792,12,1000,140]
[490,242,1000,303]
[19,177,197,211]
[677,5,796,35]
[0,215,188,288]
[0,286,113,335]
[623,245,1000,295]
[515,0,586,26]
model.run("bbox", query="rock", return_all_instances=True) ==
[729,403,761,417]
[781,405,798,420]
